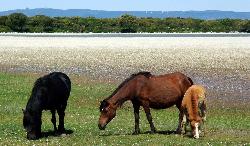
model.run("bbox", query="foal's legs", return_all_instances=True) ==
[182,114,188,134]
[132,101,140,134]
[142,104,156,133]
[51,109,57,132]
[57,107,66,133]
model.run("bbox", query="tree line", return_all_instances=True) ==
[0,13,250,33]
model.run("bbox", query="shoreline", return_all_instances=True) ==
[0,32,250,37]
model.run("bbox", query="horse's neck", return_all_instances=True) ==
[26,93,43,112]
[109,81,135,107]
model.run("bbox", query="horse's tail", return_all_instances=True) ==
[187,77,194,86]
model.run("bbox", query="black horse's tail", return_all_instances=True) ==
[187,77,194,85]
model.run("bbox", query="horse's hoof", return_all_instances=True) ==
[150,129,157,134]
[194,135,199,139]
[175,130,182,134]
[55,129,65,136]
[57,128,66,134]
[54,131,61,136]
[132,131,140,135]
[60,133,67,137]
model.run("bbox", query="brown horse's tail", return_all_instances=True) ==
[187,77,194,86]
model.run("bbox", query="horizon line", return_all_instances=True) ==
[1,8,250,13]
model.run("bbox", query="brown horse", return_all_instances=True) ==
[181,85,207,139]
[98,71,193,134]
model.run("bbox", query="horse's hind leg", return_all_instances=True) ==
[57,108,66,133]
[142,104,156,133]
[176,103,184,134]
[51,109,57,132]
[132,101,140,134]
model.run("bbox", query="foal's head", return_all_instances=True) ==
[22,109,41,140]
[98,100,117,130]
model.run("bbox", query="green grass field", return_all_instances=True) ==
[0,72,250,145]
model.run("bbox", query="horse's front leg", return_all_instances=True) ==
[142,104,156,133]
[132,101,140,134]
[182,114,188,134]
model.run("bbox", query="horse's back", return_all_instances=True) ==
[38,72,71,109]
[47,72,71,98]
[148,72,192,94]
[138,72,192,109]
[48,72,71,93]
[183,85,206,102]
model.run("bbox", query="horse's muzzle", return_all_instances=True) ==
[98,123,106,130]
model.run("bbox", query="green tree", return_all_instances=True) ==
[118,14,138,33]
[5,13,28,32]
[28,15,53,32]
[0,16,7,26]
[200,20,222,32]
[0,25,12,32]
[239,20,250,33]
[218,19,237,32]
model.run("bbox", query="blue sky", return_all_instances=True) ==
[0,0,249,12]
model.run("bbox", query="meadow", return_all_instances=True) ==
[0,34,249,145]
[0,72,250,145]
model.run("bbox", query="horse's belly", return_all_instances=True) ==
[148,96,180,109]
[149,102,176,109]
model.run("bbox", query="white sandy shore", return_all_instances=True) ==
[0,36,249,71]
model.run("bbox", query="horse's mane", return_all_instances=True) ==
[99,71,152,111]
[25,77,46,111]
[191,93,199,121]
[107,71,151,100]
[31,77,47,95]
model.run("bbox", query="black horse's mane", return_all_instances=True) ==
[32,78,45,92]
[30,76,49,97]
[26,77,47,110]
[99,71,152,111]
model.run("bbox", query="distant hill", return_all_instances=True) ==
[0,8,250,19]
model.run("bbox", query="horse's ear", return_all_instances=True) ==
[100,100,109,112]
[100,99,108,105]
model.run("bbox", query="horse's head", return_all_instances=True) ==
[22,109,41,140]
[190,121,200,139]
[98,100,117,130]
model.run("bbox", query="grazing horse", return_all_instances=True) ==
[23,72,71,140]
[181,85,206,139]
[98,72,193,134]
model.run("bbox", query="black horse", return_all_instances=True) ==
[23,72,71,140]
